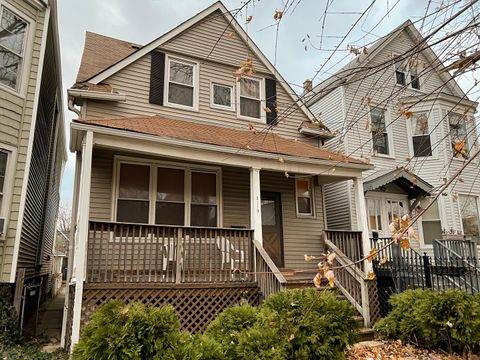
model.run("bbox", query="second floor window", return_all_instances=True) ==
[166,57,197,109]
[449,113,469,159]
[370,107,390,155]
[0,150,7,212]
[395,60,406,86]
[239,77,261,119]
[459,195,480,238]
[0,6,28,91]
[411,112,432,157]
[211,83,234,111]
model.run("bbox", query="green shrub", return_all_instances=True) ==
[206,289,358,360]
[73,301,184,360]
[375,289,480,354]
[264,288,358,360]
[176,333,224,360]
[0,342,68,360]
[0,285,21,345]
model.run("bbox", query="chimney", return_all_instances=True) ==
[303,79,312,93]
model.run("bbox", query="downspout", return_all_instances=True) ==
[68,96,81,117]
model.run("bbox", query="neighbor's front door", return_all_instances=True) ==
[261,191,284,268]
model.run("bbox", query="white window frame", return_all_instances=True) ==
[417,197,446,248]
[236,75,266,123]
[0,2,34,97]
[0,144,16,239]
[406,110,438,159]
[210,81,235,112]
[369,106,395,158]
[457,193,480,239]
[365,193,410,238]
[392,53,423,91]
[111,156,222,228]
[448,111,471,160]
[164,54,199,112]
[295,177,315,217]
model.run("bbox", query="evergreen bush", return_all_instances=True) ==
[375,289,480,355]
[0,285,21,345]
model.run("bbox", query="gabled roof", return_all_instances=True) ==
[75,1,321,126]
[306,20,466,106]
[363,168,433,198]
[74,115,366,165]
[76,32,139,83]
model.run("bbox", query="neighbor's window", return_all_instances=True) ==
[410,66,420,90]
[156,167,185,226]
[459,195,480,238]
[395,60,406,85]
[191,172,217,227]
[116,163,150,224]
[411,112,432,157]
[239,77,262,119]
[295,178,313,216]
[367,198,382,232]
[166,57,196,108]
[420,198,442,245]
[449,113,469,159]
[370,107,390,155]
[0,6,28,91]
[211,83,233,110]
[0,150,7,211]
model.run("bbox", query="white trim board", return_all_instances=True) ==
[85,1,321,127]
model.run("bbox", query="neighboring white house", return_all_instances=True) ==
[306,20,479,255]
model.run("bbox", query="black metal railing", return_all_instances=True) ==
[370,237,480,316]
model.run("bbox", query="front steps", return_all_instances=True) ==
[281,269,376,342]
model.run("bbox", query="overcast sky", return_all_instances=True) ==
[56,0,477,208]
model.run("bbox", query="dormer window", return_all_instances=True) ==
[165,56,198,110]
[410,67,420,90]
[238,77,264,121]
[394,55,421,90]
[395,60,406,86]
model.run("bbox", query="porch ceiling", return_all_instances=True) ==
[363,168,433,198]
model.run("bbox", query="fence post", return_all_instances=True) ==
[423,253,432,289]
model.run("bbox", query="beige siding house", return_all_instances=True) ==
[307,21,479,256]
[63,1,376,350]
[0,0,65,327]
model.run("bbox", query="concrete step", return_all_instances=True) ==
[356,327,376,342]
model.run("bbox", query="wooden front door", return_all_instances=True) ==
[261,191,284,267]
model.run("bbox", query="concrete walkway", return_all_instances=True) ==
[35,285,65,351]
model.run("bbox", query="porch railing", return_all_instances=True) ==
[324,230,363,270]
[433,238,478,265]
[253,240,287,299]
[86,221,254,284]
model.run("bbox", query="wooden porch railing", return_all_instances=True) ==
[324,230,363,270]
[86,221,254,284]
[325,237,373,327]
[253,240,287,299]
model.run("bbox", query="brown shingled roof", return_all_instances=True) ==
[76,32,140,83]
[75,115,365,165]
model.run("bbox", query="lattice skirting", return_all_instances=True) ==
[81,283,261,333]
[367,280,381,325]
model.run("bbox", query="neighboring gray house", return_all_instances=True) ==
[306,20,479,255]
[0,0,65,323]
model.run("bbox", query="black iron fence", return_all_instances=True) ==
[370,237,480,316]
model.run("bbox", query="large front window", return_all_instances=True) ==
[115,161,219,227]
[0,6,27,91]
[459,195,480,238]
[370,107,390,155]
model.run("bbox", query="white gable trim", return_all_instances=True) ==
[86,1,319,124]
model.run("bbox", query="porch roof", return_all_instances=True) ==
[73,115,369,167]
[363,168,433,198]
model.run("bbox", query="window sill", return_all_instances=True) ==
[296,213,316,219]
[394,83,425,94]
[238,115,266,124]
[372,153,395,160]
[164,101,199,113]
[210,103,235,112]
[0,82,25,99]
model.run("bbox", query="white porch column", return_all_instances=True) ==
[70,131,93,350]
[250,167,262,244]
[353,177,372,273]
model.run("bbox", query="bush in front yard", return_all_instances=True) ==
[206,289,358,360]
[375,289,480,355]
[72,301,183,360]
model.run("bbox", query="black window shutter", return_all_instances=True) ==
[149,51,165,105]
[265,78,277,125]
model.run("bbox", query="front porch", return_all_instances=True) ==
[64,119,374,349]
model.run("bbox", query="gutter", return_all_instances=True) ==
[70,122,373,171]
[67,88,127,102]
